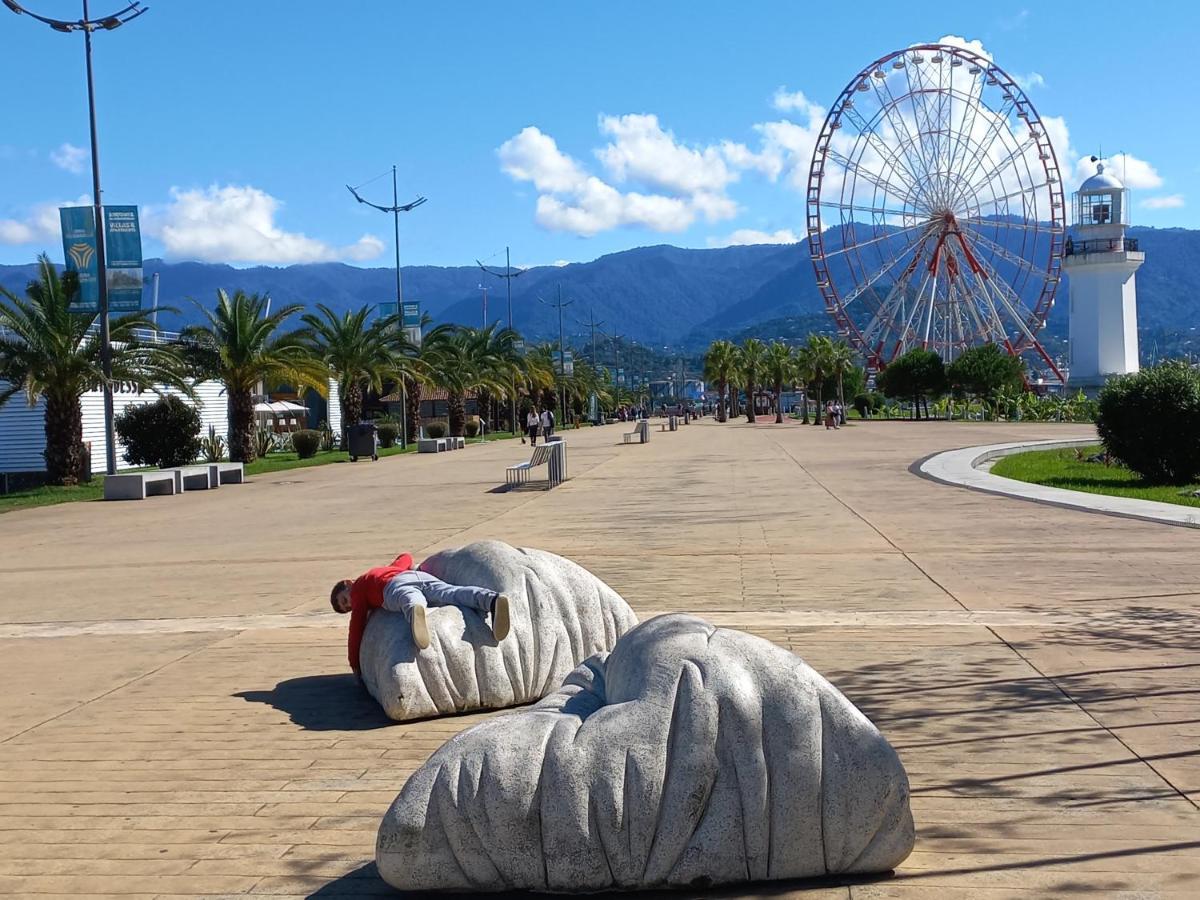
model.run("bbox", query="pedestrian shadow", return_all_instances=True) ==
[306,862,889,897]
[235,674,393,731]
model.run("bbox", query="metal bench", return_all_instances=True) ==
[103,470,178,501]
[418,438,447,453]
[506,444,556,489]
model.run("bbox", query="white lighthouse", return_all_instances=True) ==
[1063,160,1144,394]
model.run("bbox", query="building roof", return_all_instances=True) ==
[380,387,479,403]
[1079,161,1124,192]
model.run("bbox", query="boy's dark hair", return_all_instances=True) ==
[330,579,353,610]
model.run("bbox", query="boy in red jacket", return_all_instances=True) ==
[330,552,511,675]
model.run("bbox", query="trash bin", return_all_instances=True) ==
[347,423,379,462]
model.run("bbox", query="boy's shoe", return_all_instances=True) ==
[410,605,431,650]
[491,594,511,642]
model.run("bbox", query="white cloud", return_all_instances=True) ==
[0,194,91,246]
[1141,194,1184,210]
[50,142,87,174]
[926,34,993,60]
[498,122,741,237]
[1072,153,1163,190]
[148,184,385,264]
[1013,72,1045,90]
[708,228,799,248]
[771,87,825,120]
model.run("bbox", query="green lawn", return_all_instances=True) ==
[0,431,522,514]
[991,445,1200,508]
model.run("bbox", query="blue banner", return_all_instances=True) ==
[60,207,99,313]
[402,301,420,327]
[378,301,398,321]
[103,206,142,312]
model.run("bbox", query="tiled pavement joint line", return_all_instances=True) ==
[0,635,229,746]
[765,430,971,613]
[983,624,1200,813]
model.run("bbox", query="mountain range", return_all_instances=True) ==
[2,225,1198,353]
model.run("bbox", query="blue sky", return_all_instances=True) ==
[0,1,1193,269]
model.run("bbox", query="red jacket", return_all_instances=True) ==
[347,552,414,674]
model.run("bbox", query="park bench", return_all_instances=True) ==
[418,438,447,453]
[506,444,558,489]
[623,420,649,444]
[207,462,244,485]
[447,436,466,450]
[166,465,218,492]
[103,470,178,501]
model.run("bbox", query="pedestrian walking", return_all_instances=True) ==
[540,406,555,440]
[526,408,541,446]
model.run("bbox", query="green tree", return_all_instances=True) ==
[876,348,947,419]
[946,343,1025,408]
[703,339,738,423]
[422,324,522,436]
[302,304,410,444]
[1097,361,1200,484]
[739,338,767,423]
[828,341,856,414]
[798,334,835,425]
[181,289,327,462]
[0,255,191,484]
[763,341,794,424]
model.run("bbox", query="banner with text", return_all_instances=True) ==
[59,206,100,313]
[103,206,143,312]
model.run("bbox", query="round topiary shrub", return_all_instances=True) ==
[115,395,202,469]
[376,423,399,448]
[291,429,322,460]
[1097,361,1200,484]
[464,420,480,438]
[425,421,447,439]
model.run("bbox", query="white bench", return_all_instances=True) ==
[623,420,649,444]
[506,444,556,489]
[207,462,244,485]
[418,438,447,453]
[104,471,178,501]
[446,436,466,450]
[165,465,218,492]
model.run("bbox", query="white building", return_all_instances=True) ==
[1063,161,1144,394]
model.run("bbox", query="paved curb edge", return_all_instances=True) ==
[914,438,1200,529]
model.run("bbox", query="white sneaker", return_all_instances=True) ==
[491,595,511,642]
[410,605,431,650]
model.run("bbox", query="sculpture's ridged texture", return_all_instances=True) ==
[359,541,638,722]
[377,613,915,892]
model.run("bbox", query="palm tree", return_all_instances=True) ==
[422,324,521,436]
[801,334,835,425]
[303,304,407,441]
[763,341,794,424]
[739,338,767,423]
[828,340,856,418]
[728,343,744,419]
[0,255,191,485]
[181,289,327,463]
[792,344,815,424]
[703,339,738,423]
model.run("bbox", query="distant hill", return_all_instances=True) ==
[2,225,1198,353]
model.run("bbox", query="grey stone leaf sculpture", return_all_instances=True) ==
[377,613,915,893]
[358,540,638,722]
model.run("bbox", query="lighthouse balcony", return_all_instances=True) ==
[1064,237,1139,257]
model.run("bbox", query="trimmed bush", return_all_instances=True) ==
[425,421,447,439]
[376,423,399,448]
[464,420,480,438]
[291,429,321,459]
[1097,361,1200,484]
[115,395,202,469]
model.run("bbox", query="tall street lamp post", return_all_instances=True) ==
[4,0,149,475]
[478,247,526,434]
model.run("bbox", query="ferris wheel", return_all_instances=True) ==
[806,43,1066,381]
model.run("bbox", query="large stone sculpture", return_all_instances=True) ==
[357,540,638,722]
[377,613,915,893]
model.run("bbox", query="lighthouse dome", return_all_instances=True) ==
[1080,161,1123,192]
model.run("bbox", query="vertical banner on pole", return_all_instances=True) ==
[59,207,100,313]
[402,301,421,346]
[378,301,399,321]
[103,206,143,311]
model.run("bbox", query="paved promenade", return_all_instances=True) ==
[1,419,1198,898]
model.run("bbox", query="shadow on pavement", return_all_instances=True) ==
[307,862,889,898]
[235,674,393,731]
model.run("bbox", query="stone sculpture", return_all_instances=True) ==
[357,540,638,722]
[377,613,915,893]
